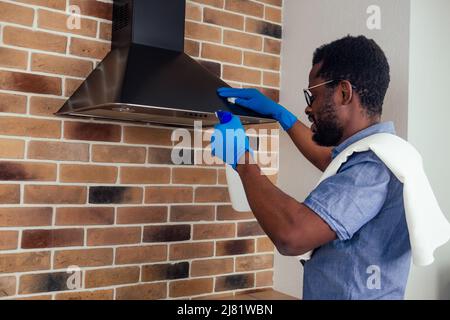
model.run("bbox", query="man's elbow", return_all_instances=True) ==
[274,234,310,256]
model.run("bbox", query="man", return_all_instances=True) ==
[212,35,411,299]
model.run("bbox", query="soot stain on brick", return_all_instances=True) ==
[165,262,189,280]
[143,225,191,242]
[258,21,282,39]
[222,274,250,290]
[26,272,70,294]
[69,122,118,141]
[224,240,251,255]
[89,186,127,204]
[0,162,32,181]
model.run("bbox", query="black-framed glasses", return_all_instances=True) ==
[303,79,356,107]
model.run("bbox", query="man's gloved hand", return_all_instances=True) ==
[211,114,253,170]
[217,87,298,131]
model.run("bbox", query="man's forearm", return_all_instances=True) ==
[287,120,333,171]
[236,154,304,251]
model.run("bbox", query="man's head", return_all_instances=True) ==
[305,35,390,147]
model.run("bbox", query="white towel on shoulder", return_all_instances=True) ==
[299,133,450,266]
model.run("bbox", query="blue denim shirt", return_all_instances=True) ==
[302,122,411,300]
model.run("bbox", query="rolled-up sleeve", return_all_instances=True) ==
[304,160,391,241]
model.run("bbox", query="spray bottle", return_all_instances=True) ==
[216,111,251,212]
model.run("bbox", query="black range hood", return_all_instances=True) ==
[56,0,275,127]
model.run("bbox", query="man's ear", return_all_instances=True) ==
[340,81,353,105]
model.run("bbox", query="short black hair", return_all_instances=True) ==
[313,35,390,117]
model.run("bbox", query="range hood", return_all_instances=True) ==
[56,0,275,127]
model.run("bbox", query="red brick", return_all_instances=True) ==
[56,207,114,226]
[201,43,242,64]
[256,270,273,287]
[223,65,261,84]
[65,78,83,97]
[191,258,234,276]
[115,245,167,265]
[0,276,16,297]
[265,6,282,23]
[64,121,121,142]
[0,161,56,181]
[203,7,244,30]
[21,228,84,249]
[116,206,167,224]
[0,71,61,95]
[216,239,255,256]
[28,141,89,162]
[116,283,166,300]
[225,0,264,17]
[185,21,221,43]
[0,252,50,273]
[85,267,140,288]
[0,93,27,114]
[55,289,113,300]
[244,52,280,71]
[60,164,117,183]
[32,53,92,77]
[191,0,224,8]
[25,185,87,204]
[0,231,18,250]
[0,47,28,70]
[120,167,170,184]
[70,37,111,59]
[223,30,263,51]
[29,96,65,117]
[16,0,67,10]
[172,168,217,185]
[0,185,20,204]
[54,248,113,269]
[169,278,213,298]
[193,223,235,240]
[87,227,141,246]
[99,22,112,41]
[257,236,275,252]
[145,187,193,204]
[69,0,113,20]
[236,254,274,271]
[38,9,97,38]
[169,242,214,260]
[0,138,25,159]
[3,26,67,54]
[186,2,202,21]
[0,2,35,26]
[0,207,52,227]
[238,221,265,237]
[195,187,230,203]
[264,38,282,54]
[92,145,146,164]
[123,126,172,145]
[170,205,215,222]
[217,205,254,220]
[185,39,200,57]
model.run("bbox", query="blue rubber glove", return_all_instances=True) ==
[217,87,298,131]
[211,114,253,170]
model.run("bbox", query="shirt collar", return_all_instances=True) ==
[331,121,396,159]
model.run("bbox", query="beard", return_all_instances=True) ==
[312,98,344,147]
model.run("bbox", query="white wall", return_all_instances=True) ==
[405,0,450,300]
[275,0,411,298]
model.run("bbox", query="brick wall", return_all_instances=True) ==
[0,0,282,300]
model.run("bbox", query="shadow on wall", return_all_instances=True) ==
[438,266,450,299]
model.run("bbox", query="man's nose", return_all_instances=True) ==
[305,105,312,116]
